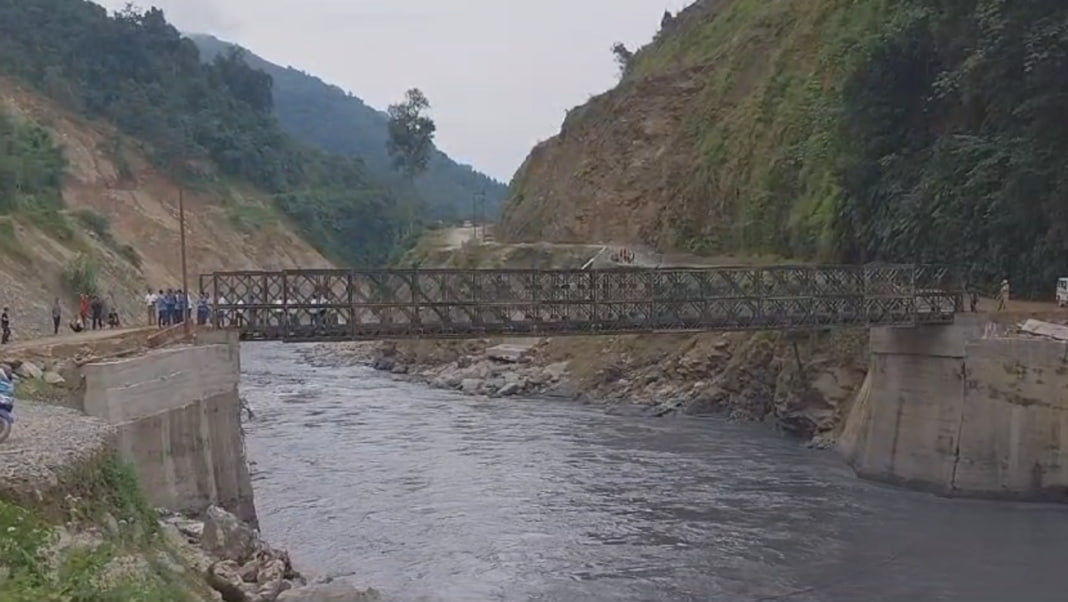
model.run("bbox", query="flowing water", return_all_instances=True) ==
[241,343,1068,602]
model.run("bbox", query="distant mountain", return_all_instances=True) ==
[191,34,507,221]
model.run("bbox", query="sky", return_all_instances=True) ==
[95,0,693,182]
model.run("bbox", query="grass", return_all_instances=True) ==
[0,455,203,601]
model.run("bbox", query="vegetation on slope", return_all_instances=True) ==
[513,0,1067,296]
[0,111,73,242]
[0,0,403,266]
[0,455,209,601]
[192,34,508,223]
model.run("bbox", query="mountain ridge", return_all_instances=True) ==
[191,33,508,222]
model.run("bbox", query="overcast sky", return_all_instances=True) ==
[96,0,692,182]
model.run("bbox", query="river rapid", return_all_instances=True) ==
[241,343,1067,602]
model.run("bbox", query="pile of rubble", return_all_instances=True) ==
[161,505,379,602]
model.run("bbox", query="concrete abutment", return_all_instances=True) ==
[75,330,257,523]
[840,315,1068,501]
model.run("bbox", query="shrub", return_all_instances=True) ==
[62,252,99,296]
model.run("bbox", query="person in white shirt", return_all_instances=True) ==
[144,288,158,326]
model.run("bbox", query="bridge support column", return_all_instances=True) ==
[839,315,1068,501]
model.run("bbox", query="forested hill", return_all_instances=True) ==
[0,0,403,266]
[500,0,1068,297]
[192,34,507,222]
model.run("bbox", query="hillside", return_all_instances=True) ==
[0,0,406,269]
[192,34,508,222]
[0,74,330,338]
[499,0,1068,297]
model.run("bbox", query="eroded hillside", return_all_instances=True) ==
[500,0,1068,296]
[0,76,330,338]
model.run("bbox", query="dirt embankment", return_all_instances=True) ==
[0,75,331,341]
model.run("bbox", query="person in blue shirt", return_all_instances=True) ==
[163,289,176,326]
[196,292,210,326]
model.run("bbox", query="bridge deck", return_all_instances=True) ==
[199,265,962,341]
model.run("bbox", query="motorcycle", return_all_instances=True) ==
[0,371,15,444]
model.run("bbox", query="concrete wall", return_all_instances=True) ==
[840,315,1068,501]
[78,331,256,523]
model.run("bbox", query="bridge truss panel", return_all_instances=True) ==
[204,264,961,341]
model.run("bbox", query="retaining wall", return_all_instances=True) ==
[839,315,1068,501]
[77,331,256,523]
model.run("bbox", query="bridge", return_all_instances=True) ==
[198,264,962,342]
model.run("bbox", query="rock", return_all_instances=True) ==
[278,582,382,602]
[460,378,482,394]
[16,361,42,379]
[206,560,246,601]
[390,363,408,375]
[486,343,533,363]
[253,557,288,600]
[102,512,121,537]
[202,505,256,563]
[41,371,66,385]
[169,517,205,541]
[238,559,260,582]
[371,357,395,372]
[497,382,521,396]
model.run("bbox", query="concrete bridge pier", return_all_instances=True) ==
[839,315,1068,502]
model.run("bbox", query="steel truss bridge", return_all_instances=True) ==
[198,265,962,342]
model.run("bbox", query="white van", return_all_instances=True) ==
[1058,278,1068,307]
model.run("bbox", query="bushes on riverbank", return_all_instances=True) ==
[0,454,212,601]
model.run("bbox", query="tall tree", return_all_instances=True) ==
[386,88,436,180]
[386,88,436,236]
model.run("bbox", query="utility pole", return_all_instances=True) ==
[470,191,477,243]
[476,188,486,243]
[179,184,190,339]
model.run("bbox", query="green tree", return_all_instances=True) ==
[386,88,436,180]
[386,88,436,237]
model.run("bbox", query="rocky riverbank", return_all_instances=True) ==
[161,505,379,602]
[299,328,870,444]
[0,392,377,601]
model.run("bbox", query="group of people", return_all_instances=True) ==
[66,293,121,333]
[144,289,213,327]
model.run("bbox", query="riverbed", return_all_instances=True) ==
[241,342,1068,602]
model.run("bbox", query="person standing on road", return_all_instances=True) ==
[144,288,158,326]
[163,289,176,326]
[78,293,89,324]
[51,297,61,335]
[156,289,166,327]
[996,278,1011,311]
[90,295,104,330]
[1,307,11,344]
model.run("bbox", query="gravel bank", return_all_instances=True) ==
[0,400,116,505]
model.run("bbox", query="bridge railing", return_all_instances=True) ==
[198,264,961,340]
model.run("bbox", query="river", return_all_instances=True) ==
[241,343,1067,602]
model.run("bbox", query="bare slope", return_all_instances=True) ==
[0,76,330,339]
[498,0,885,255]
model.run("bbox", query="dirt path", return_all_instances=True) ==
[3,326,154,353]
